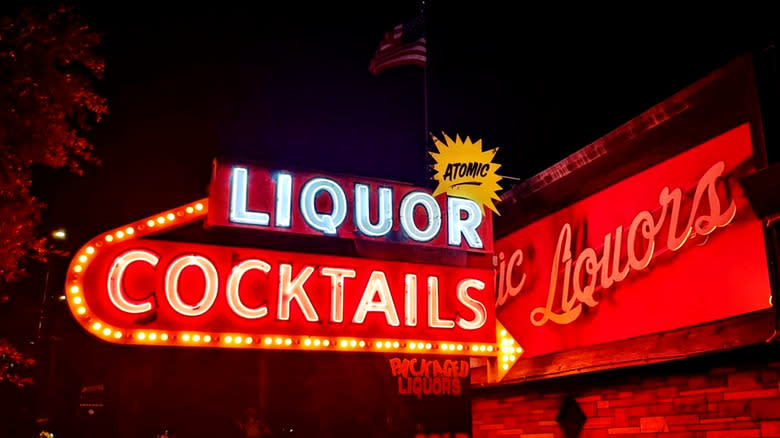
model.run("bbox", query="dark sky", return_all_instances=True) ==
[1,2,777,244]
[1,3,779,431]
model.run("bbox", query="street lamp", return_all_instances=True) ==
[35,227,69,430]
[51,229,67,240]
[37,227,69,340]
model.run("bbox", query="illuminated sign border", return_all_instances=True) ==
[65,198,513,359]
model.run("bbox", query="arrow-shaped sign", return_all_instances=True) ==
[65,199,505,358]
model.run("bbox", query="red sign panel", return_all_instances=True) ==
[206,160,494,253]
[495,123,772,358]
[75,236,496,349]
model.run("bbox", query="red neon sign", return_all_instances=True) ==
[65,202,497,355]
[206,160,494,253]
[495,123,772,358]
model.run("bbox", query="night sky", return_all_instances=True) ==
[0,2,773,339]
[0,2,772,244]
[2,0,777,349]
[2,2,780,435]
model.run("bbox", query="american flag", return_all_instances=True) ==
[369,14,426,76]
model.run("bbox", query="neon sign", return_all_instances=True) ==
[206,160,494,252]
[527,161,737,326]
[65,200,498,355]
[494,123,772,359]
[389,357,469,399]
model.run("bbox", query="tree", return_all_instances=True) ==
[0,5,106,384]
[0,338,34,387]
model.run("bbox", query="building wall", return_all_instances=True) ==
[472,344,780,438]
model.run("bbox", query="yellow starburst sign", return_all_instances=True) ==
[429,133,503,214]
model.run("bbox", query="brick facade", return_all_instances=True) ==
[472,344,780,437]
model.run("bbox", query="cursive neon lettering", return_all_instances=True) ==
[529,162,736,326]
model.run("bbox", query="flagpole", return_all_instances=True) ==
[422,0,431,187]
[423,61,430,183]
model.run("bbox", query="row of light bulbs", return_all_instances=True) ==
[498,329,522,370]
[85,320,496,354]
[66,198,504,359]
[67,201,208,322]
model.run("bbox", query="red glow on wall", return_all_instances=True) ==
[495,123,772,358]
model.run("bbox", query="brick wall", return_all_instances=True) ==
[472,344,780,438]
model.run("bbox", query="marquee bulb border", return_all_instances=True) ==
[64,198,507,358]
